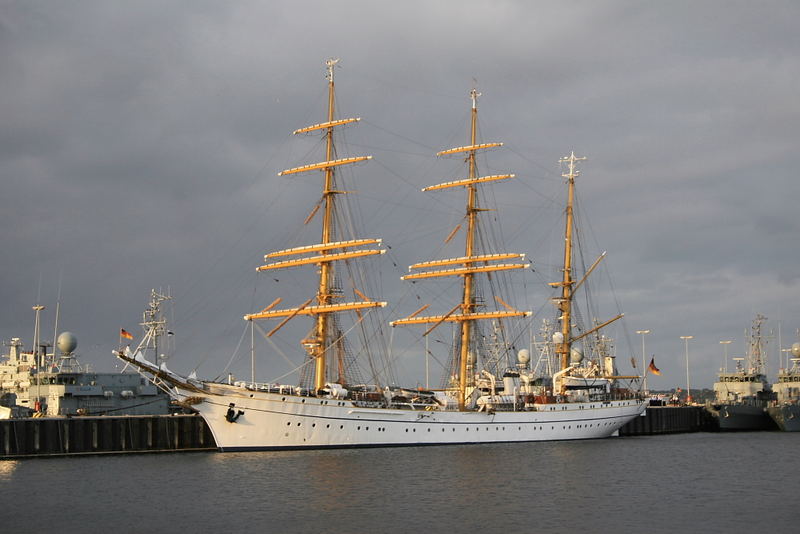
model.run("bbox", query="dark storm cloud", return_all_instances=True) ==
[2,1,799,388]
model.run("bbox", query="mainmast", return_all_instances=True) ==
[392,88,531,410]
[747,314,768,375]
[244,59,386,393]
[458,88,480,410]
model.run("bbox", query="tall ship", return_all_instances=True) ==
[118,59,645,451]
[767,340,800,431]
[707,314,777,430]
[1,301,169,418]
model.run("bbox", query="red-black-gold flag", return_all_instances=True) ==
[120,328,134,340]
[648,356,661,375]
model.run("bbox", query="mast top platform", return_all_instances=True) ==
[470,87,481,109]
[326,58,340,82]
[560,151,587,182]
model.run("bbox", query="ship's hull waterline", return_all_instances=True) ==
[708,402,777,431]
[767,404,800,432]
[178,385,645,451]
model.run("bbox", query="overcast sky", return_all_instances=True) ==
[2,0,799,390]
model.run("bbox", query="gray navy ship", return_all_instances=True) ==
[767,342,800,431]
[706,315,777,431]
[1,302,170,418]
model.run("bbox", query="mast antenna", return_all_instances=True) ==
[560,151,587,182]
[326,58,340,83]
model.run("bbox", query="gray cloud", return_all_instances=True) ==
[2,0,799,389]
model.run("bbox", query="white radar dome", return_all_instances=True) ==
[517,349,530,365]
[552,332,564,344]
[570,347,584,364]
[57,331,78,354]
[792,342,800,358]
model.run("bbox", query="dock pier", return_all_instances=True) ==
[619,405,718,436]
[1,414,216,458]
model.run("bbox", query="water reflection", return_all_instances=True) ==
[2,434,799,532]
[0,459,18,478]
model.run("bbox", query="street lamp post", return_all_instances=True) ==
[781,348,792,371]
[720,340,732,373]
[636,329,651,393]
[680,336,693,404]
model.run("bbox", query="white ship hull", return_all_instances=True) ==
[177,384,645,451]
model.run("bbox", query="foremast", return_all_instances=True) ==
[392,88,531,410]
[244,59,386,393]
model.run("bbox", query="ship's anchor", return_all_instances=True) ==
[225,403,244,423]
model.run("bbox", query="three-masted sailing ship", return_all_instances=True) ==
[118,59,645,451]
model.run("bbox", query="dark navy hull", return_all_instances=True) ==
[767,404,800,431]
[707,402,777,431]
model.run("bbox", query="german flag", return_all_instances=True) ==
[120,328,134,340]
[648,356,661,376]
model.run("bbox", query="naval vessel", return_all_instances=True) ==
[767,341,800,431]
[706,315,777,431]
[1,302,170,418]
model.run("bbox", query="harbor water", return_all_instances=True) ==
[1,432,797,533]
